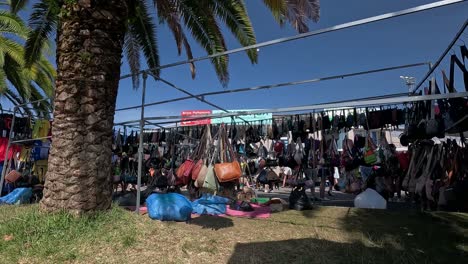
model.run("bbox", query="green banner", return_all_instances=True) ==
[211,110,272,124]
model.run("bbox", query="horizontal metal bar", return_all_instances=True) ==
[119,0,465,80]
[13,98,51,109]
[114,92,408,125]
[154,75,249,124]
[146,92,468,125]
[116,62,429,112]
[413,19,468,93]
[11,136,51,144]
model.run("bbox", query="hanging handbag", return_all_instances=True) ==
[321,113,331,130]
[191,159,204,181]
[368,109,383,129]
[195,160,209,188]
[214,125,242,182]
[364,134,377,165]
[426,78,445,138]
[191,126,211,180]
[203,164,218,191]
[177,158,194,178]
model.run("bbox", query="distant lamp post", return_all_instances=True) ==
[400,76,416,94]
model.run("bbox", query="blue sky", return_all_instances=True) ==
[3,1,467,123]
[115,0,468,124]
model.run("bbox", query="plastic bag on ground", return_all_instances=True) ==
[191,193,230,215]
[354,188,387,209]
[0,188,32,205]
[146,193,192,221]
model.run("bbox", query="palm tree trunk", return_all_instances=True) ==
[40,0,127,214]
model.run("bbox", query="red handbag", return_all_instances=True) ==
[176,159,190,178]
[182,159,195,178]
[191,159,204,180]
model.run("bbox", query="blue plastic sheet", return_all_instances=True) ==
[0,188,32,205]
[191,194,230,215]
[146,193,192,222]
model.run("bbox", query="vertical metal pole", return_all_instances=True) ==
[0,106,17,196]
[136,73,147,213]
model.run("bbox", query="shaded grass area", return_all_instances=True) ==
[0,205,467,264]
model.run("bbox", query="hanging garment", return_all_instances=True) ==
[18,147,32,162]
[32,140,50,161]
[0,138,22,162]
[32,119,50,140]
[33,160,48,182]
[0,114,13,138]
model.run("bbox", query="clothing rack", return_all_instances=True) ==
[2,1,462,212]
[0,98,52,196]
[117,5,467,212]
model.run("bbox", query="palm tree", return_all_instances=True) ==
[21,0,319,213]
[0,5,55,117]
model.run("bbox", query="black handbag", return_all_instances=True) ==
[426,78,445,138]
[321,113,331,130]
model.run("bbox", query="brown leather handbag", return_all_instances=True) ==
[214,125,242,182]
[5,170,21,183]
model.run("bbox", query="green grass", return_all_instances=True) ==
[0,205,466,264]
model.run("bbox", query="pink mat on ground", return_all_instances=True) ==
[225,204,271,219]
[123,206,148,214]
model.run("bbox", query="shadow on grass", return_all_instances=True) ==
[228,237,404,264]
[189,215,234,230]
[340,209,468,263]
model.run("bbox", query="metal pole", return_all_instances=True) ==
[0,106,18,196]
[136,73,147,214]
[116,62,429,112]
[412,20,468,93]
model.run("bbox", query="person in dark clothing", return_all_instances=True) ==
[142,167,168,200]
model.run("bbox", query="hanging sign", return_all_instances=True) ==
[181,110,212,126]
[211,109,272,124]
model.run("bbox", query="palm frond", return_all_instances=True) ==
[284,0,320,33]
[0,35,26,66]
[36,55,56,84]
[0,67,7,94]
[127,0,159,84]
[9,0,29,14]
[209,0,258,63]
[154,0,196,79]
[124,30,141,89]
[28,83,52,118]
[3,54,30,99]
[178,0,229,86]
[263,0,320,33]
[262,0,287,25]
[0,10,28,37]
[25,0,59,67]
[29,64,54,98]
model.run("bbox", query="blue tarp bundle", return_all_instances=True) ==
[146,193,192,221]
[0,188,32,205]
[191,194,230,215]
